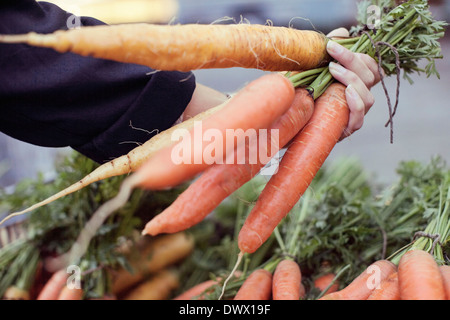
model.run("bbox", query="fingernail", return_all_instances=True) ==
[327,40,343,55]
[329,62,345,76]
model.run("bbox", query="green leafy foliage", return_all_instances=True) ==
[177,156,448,300]
[290,0,447,97]
[0,152,187,299]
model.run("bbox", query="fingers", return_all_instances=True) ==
[327,41,378,88]
[326,39,382,141]
[359,53,384,84]
[327,27,350,38]
[339,85,366,141]
[329,61,375,114]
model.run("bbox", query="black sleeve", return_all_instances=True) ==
[0,0,196,163]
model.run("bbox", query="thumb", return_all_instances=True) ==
[327,27,350,39]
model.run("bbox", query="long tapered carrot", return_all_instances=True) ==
[234,269,272,300]
[143,88,314,236]
[320,260,397,300]
[0,24,330,72]
[0,104,223,227]
[367,272,400,300]
[238,83,349,254]
[272,259,303,300]
[37,269,68,300]
[398,249,446,300]
[439,265,450,300]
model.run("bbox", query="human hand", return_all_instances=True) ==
[327,28,382,140]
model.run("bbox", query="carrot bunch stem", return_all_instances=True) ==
[288,0,446,104]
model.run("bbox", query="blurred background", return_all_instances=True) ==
[1,0,449,189]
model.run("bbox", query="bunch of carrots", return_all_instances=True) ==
[174,259,340,301]
[33,232,194,300]
[173,250,450,300]
[0,0,447,295]
[171,154,450,300]
[320,249,450,300]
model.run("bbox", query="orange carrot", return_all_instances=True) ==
[57,286,84,300]
[0,24,329,72]
[174,271,243,301]
[320,260,397,300]
[398,249,446,300]
[367,272,400,300]
[238,83,349,254]
[272,260,302,300]
[46,73,296,272]
[173,280,218,301]
[439,265,450,300]
[130,73,295,190]
[143,88,314,236]
[0,104,223,227]
[314,273,340,295]
[37,269,68,300]
[234,269,272,300]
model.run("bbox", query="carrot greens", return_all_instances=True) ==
[0,152,187,299]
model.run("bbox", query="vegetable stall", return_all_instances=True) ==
[0,0,448,300]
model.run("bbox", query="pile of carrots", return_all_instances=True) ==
[174,259,340,301]
[33,232,194,300]
[174,249,450,301]
[320,250,450,300]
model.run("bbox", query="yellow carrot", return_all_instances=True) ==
[0,24,330,72]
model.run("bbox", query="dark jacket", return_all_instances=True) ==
[0,0,196,163]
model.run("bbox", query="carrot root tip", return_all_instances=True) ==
[218,251,244,300]
[45,176,137,272]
